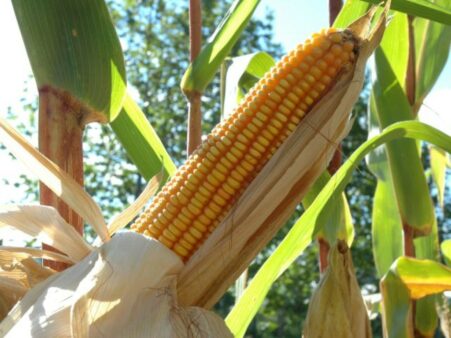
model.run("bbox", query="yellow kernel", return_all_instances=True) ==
[262,129,275,141]
[226,151,239,164]
[236,134,249,144]
[191,196,204,209]
[181,207,194,219]
[305,96,314,105]
[292,68,303,78]
[227,176,241,189]
[331,44,343,55]
[287,93,300,104]
[204,207,216,220]
[300,81,310,91]
[329,32,342,43]
[216,162,228,175]
[230,146,244,159]
[220,156,232,169]
[270,118,283,129]
[278,105,290,116]
[275,112,288,123]
[242,128,254,140]
[286,74,296,84]
[159,235,174,249]
[299,62,309,71]
[252,118,264,128]
[235,141,247,151]
[207,174,220,187]
[321,75,332,85]
[217,188,231,200]
[189,227,203,239]
[304,55,315,64]
[293,87,305,97]
[241,160,254,172]
[204,181,216,192]
[311,46,323,57]
[178,212,191,225]
[211,169,226,182]
[275,85,285,95]
[179,238,194,249]
[257,135,270,147]
[267,124,279,135]
[305,74,316,84]
[173,244,189,257]
[265,99,277,109]
[311,90,320,99]
[183,232,197,245]
[343,41,354,51]
[249,148,262,159]
[256,111,269,122]
[320,39,331,50]
[210,146,220,157]
[247,122,258,133]
[316,60,328,70]
[270,91,283,103]
[198,214,210,225]
[193,220,207,232]
[279,79,290,88]
[311,66,322,79]
[213,194,227,206]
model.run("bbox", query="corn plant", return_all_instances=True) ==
[0,0,450,337]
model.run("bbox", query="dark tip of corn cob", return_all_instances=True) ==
[131,28,358,261]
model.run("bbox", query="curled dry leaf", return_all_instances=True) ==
[0,250,55,321]
[303,241,372,338]
[0,232,232,337]
[0,205,91,262]
[0,118,109,243]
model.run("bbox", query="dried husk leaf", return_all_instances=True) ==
[0,232,232,337]
[303,241,372,338]
[0,118,109,243]
[177,5,388,308]
[0,250,55,321]
[107,173,161,235]
[0,246,75,265]
[0,205,91,261]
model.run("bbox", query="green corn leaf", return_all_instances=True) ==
[13,0,126,122]
[373,32,434,236]
[413,0,451,114]
[362,0,451,25]
[110,93,176,181]
[333,0,372,28]
[303,171,354,246]
[441,240,451,266]
[223,52,275,117]
[372,176,403,278]
[181,0,260,95]
[225,121,451,337]
[430,146,447,208]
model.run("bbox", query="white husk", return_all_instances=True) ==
[0,232,232,337]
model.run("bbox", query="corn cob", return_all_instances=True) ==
[131,28,358,261]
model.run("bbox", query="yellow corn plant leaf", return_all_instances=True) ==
[380,257,451,338]
[442,240,451,266]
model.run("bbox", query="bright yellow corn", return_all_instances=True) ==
[131,28,357,261]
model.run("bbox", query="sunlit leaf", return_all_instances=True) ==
[13,0,126,122]
[226,121,451,336]
[363,0,451,25]
[429,146,447,208]
[181,0,260,94]
[110,93,177,182]
[413,0,451,113]
[223,52,275,116]
[441,240,451,266]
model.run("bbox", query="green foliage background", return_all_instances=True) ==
[3,1,450,337]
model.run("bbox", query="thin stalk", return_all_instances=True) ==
[39,87,84,271]
[404,14,417,333]
[187,0,203,156]
[319,0,343,272]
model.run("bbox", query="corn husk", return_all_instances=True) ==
[303,241,372,338]
[0,232,232,337]
[177,5,388,308]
